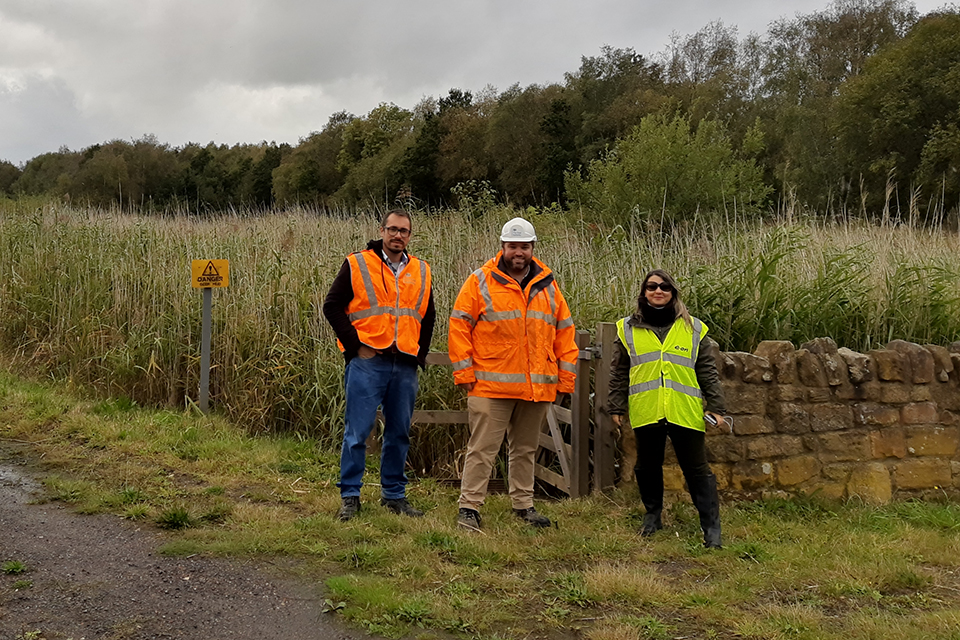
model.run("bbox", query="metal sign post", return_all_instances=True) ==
[191,260,229,413]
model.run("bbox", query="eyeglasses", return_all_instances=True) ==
[644,282,674,292]
[383,226,411,237]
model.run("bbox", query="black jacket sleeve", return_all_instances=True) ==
[696,336,726,414]
[609,338,630,417]
[416,288,436,369]
[322,259,362,361]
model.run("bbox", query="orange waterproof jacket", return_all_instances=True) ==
[339,249,432,358]
[448,253,577,401]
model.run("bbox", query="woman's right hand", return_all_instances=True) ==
[611,414,622,427]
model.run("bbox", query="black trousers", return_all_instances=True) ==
[634,421,714,513]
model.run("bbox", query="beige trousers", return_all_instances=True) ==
[458,396,550,511]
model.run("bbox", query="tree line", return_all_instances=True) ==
[1,0,958,222]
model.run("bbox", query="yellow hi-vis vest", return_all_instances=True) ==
[616,315,707,432]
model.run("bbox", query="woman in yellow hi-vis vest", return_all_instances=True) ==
[609,269,727,548]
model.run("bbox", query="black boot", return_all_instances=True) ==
[688,475,722,549]
[635,465,664,536]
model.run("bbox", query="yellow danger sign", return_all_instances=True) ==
[191,260,229,288]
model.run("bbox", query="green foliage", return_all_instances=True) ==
[834,11,960,216]
[156,506,194,529]
[566,111,771,226]
[2,560,27,574]
[0,160,20,196]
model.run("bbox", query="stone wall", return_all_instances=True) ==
[661,338,960,503]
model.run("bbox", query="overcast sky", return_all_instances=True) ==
[0,0,949,165]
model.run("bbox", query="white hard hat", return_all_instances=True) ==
[500,217,537,242]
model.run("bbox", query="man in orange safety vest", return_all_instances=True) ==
[323,210,435,521]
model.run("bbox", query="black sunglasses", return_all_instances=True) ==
[644,282,674,292]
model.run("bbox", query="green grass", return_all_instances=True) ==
[2,371,960,639]
[2,560,27,575]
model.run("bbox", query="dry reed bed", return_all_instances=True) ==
[1,201,958,457]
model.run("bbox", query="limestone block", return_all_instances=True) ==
[822,463,854,482]
[838,347,874,384]
[822,354,846,386]
[776,403,811,434]
[755,340,797,384]
[847,381,882,402]
[831,381,858,401]
[846,463,892,504]
[942,411,958,427]
[713,464,731,491]
[871,427,906,459]
[887,339,934,384]
[739,352,773,384]
[809,404,853,432]
[816,483,846,500]
[720,353,743,381]
[901,402,939,425]
[869,349,906,382]
[936,387,960,412]
[894,458,951,489]
[904,425,959,456]
[800,337,839,355]
[879,382,911,404]
[777,456,821,486]
[807,388,833,403]
[855,403,900,426]
[773,385,805,402]
[746,435,805,460]
[815,431,872,462]
[729,386,767,415]
[951,341,960,354]
[925,344,954,383]
[705,437,744,463]
[663,465,685,491]
[731,461,774,491]
[732,414,775,436]
[909,386,932,402]
[797,349,828,387]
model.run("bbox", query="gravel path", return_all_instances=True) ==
[0,447,368,640]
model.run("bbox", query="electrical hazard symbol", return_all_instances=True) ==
[192,259,230,288]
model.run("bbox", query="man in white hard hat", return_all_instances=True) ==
[448,217,578,530]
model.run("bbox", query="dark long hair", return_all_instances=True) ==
[630,269,692,327]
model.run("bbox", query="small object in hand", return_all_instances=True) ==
[704,414,719,427]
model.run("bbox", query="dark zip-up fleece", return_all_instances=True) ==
[322,238,436,368]
[608,316,726,420]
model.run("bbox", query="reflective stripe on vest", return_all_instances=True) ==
[617,315,708,431]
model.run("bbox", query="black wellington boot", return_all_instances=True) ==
[635,465,664,536]
[689,475,722,549]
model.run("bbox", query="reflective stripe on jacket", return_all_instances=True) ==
[448,253,577,401]
[616,315,707,431]
[338,249,431,358]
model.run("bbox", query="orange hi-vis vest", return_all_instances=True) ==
[339,249,431,358]
[448,253,578,402]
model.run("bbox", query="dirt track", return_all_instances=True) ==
[0,446,367,640]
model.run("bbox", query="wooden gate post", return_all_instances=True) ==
[570,330,592,497]
[593,322,618,492]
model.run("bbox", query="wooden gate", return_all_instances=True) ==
[403,328,617,498]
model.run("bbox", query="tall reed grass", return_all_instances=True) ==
[1,198,958,454]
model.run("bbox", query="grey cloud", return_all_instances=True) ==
[0,74,98,164]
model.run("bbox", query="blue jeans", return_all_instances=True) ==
[338,353,419,500]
